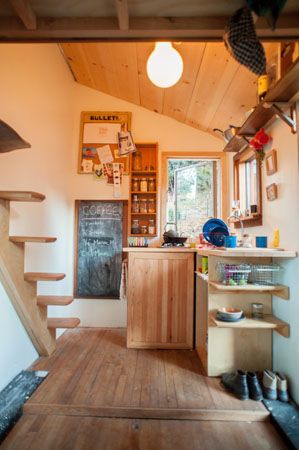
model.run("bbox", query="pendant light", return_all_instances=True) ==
[146,42,183,88]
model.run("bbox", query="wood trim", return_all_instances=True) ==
[0,14,298,42]
[9,0,37,30]
[115,0,129,31]
[160,151,229,238]
[24,403,270,422]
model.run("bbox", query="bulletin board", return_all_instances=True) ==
[78,111,131,174]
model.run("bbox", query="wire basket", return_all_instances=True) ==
[217,263,251,286]
[250,264,281,286]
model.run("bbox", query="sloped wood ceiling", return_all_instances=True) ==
[60,42,277,136]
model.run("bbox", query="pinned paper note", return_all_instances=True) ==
[97,145,113,164]
[81,159,93,173]
[83,123,121,144]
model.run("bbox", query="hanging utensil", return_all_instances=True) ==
[213,125,240,143]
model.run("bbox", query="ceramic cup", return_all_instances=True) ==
[224,235,237,248]
[256,236,268,248]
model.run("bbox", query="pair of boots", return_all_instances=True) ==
[263,369,289,402]
[221,370,263,401]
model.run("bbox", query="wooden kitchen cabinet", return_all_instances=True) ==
[127,251,195,349]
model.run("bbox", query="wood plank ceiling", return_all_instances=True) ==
[60,42,278,137]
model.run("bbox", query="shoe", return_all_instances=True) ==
[222,370,249,400]
[247,372,263,401]
[262,369,277,400]
[276,372,289,402]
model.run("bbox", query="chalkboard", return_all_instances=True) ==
[75,201,124,299]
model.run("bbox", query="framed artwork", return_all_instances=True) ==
[78,111,131,174]
[266,183,278,201]
[265,149,277,176]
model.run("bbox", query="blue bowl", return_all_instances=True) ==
[203,219,228,243]
[205,226,229,247]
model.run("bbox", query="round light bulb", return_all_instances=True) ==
[146,42,183,88]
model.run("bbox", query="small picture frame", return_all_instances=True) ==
[266,183,278,201]
[265,149,277,176]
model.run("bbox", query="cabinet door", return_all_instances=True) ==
[127,252,194,349]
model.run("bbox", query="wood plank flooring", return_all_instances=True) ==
[0,329,288,450]
[1,415,288,450]
[25,328,266,417]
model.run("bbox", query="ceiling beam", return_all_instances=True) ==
[115,0,129,31]
[0,14,298,41]
[9,0,37,30]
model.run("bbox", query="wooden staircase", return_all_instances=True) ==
[0,191,80,356]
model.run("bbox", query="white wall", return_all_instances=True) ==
[0,43,222,387]
[230,118,299,404]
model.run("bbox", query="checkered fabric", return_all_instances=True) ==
[223,7,266,76]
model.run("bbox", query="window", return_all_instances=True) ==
[162,155,222,236]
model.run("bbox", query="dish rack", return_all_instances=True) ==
[216,263,251,286]
[250,264,281,285]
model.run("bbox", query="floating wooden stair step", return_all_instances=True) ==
[47,318,80,329]
[9,236,57,244]
[37,296,73,306]
[24,272,65,282]
[0,191,45,202]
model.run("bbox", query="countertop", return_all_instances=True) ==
[123,247,197,253]
[123,247,297,258]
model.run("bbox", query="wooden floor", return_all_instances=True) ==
[0,328,288,449]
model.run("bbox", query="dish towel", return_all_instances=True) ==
[120,259,128,301]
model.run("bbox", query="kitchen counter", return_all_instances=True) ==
[197,248,297,258]
[123,247,197,253]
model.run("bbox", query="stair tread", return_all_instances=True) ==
[0,191,45,202]
[37,295,73,306]
[10,236,57,243]
[47,318,80,329]
[24,272,66,282]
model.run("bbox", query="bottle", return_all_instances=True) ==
[132,195,139,213]
[133,151,142,171]
[257,74,269,102]
[273,228,280,248]
[148,219,155,235]
[131,219,140,234]
[140,178,148,192]
[148,198,156,213]
[148,178,156,192]
[139,198,147,213]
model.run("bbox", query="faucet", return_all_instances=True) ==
[227,212,244,247]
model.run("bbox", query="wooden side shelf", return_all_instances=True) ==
[209,281,289,300]
[209,312,289,338]
[24,272,66,282]
[9,236,57,243]
[224,58,299,152]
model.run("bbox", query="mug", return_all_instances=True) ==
[256,236,268,248]
[224,235,237,248]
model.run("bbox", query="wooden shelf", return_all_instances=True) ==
[131,191,156,194]
[224,58,299,152]
[195,271,208,282]
[132,171,157,174]
[209,281,289,300]
[129,234,157,237]
[209,312,289,338]
[131,212,156,216]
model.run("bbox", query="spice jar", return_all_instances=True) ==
[131,219,140,234]
[133,151,142,171]
[148,178,156,192]
[148,220,156,235]
[132,178,140,192]
[132,195,139,213]
[140,224,148,234]
[139,198,147,213]
[148,198,156,213]
[140,178,148,192]
[251,302,264,319]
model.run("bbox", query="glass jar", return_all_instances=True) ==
[131,219,140,234]
[148,220,156,235]
[133,151,142,171]
[132,195,139,213]
[140,178,148,192]
[132,177,140,192]
[148,178,156,192]
[251,302,264,319]
[148,198,156,213]
[139,198,147,213]
[140,224,148,234]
